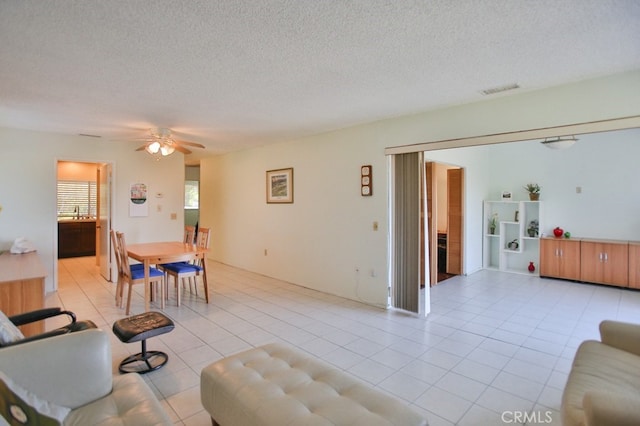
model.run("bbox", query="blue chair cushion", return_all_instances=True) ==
[161,262,203,274]
[131,263,144,271]
[130,266,165,280]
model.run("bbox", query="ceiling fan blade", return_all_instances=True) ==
[174,140,205,149]
[135,144,148,151]
[173,145,192,154]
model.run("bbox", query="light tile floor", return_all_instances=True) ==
[52,257,640,425]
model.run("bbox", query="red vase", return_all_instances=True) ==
[553,227,564,238]
[528,262,536,273]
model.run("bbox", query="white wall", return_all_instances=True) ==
[0,127,185,292]
[201,71,640,307]
[201,124,389,306]
[485,129,640,240]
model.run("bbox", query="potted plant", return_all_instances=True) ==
[527,219,539,237]
[488,213,498,234]
[524,183,541,201]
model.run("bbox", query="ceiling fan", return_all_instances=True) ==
[134,128,205,156]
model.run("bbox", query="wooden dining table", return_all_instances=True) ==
[126,241,209,311]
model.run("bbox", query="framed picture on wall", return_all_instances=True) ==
[266,168,294,203]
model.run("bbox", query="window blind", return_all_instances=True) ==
[57,181,97,218]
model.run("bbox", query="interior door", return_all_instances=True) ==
[425,162,437,286]
[98,163,111,281]
[447,168,463,275]
[390,152,423,314]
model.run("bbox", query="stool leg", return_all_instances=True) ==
[118,339,169,374]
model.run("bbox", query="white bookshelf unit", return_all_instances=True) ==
[483,200,543,274]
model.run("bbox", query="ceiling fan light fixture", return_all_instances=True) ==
[541,136,578,150]
[146,141,161,154]
[160,143,175,156]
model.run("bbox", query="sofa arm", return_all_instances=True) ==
[583,391,640,426]
[599,320,640,356]
[0,329,112,409]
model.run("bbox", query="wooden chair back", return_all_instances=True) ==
[110,229,122,274]
[116,232,133,280]
[184,225,196,244]
[196,227,211,250]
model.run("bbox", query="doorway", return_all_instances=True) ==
[56,160,112,283]
[424,161,464,286]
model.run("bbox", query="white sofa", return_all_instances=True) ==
[562,320,640,426]
[0,328,172,425]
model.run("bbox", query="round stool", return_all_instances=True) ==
[112,311,174,374]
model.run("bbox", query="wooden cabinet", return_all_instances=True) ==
[541,237,631,288]
[629,242,640,289]
[540,238,581,280]
[580,240,628,287]
[0,252,46,337]
[58,220,96,258]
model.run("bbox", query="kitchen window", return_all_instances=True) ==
[57,181,97,219]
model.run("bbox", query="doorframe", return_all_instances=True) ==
[54,158,115,289]
[424,161,465,286]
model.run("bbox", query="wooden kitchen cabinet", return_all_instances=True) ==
[580,239,628,287]
[58,220,96,258]
[539,237,581,280]
[629,242,640,289]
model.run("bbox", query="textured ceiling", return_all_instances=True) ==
[1,0,639,162]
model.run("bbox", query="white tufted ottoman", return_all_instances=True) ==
[201,342,428,426]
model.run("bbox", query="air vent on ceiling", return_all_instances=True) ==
[480,83,520,96]
[78,133,102,138]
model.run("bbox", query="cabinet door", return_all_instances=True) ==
[540,239,580,280]
[540,239,559,277]
[581,242,628,286]
[602,243,628,286]
[629,243,640,289]
[558,240,581,281]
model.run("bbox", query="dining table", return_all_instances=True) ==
[126,241,209,311]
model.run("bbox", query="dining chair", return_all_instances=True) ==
[158,225,197,296]
[162,227,210,306]
[111,229,143,307]
[116,232,165,315]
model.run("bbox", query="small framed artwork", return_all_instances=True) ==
[266,168,294,203]
[501,191,512,200]
[361,165,372,196]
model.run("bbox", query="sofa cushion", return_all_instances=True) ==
[0,371,70,425]
[63,374,172,426]
[562,340,640,426]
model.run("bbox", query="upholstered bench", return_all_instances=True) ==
[201,342,428,426]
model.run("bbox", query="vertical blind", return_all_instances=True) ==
[390,152,422,314]
[57,181,97,218]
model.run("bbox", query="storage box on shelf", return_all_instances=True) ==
[482,200,542,274]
